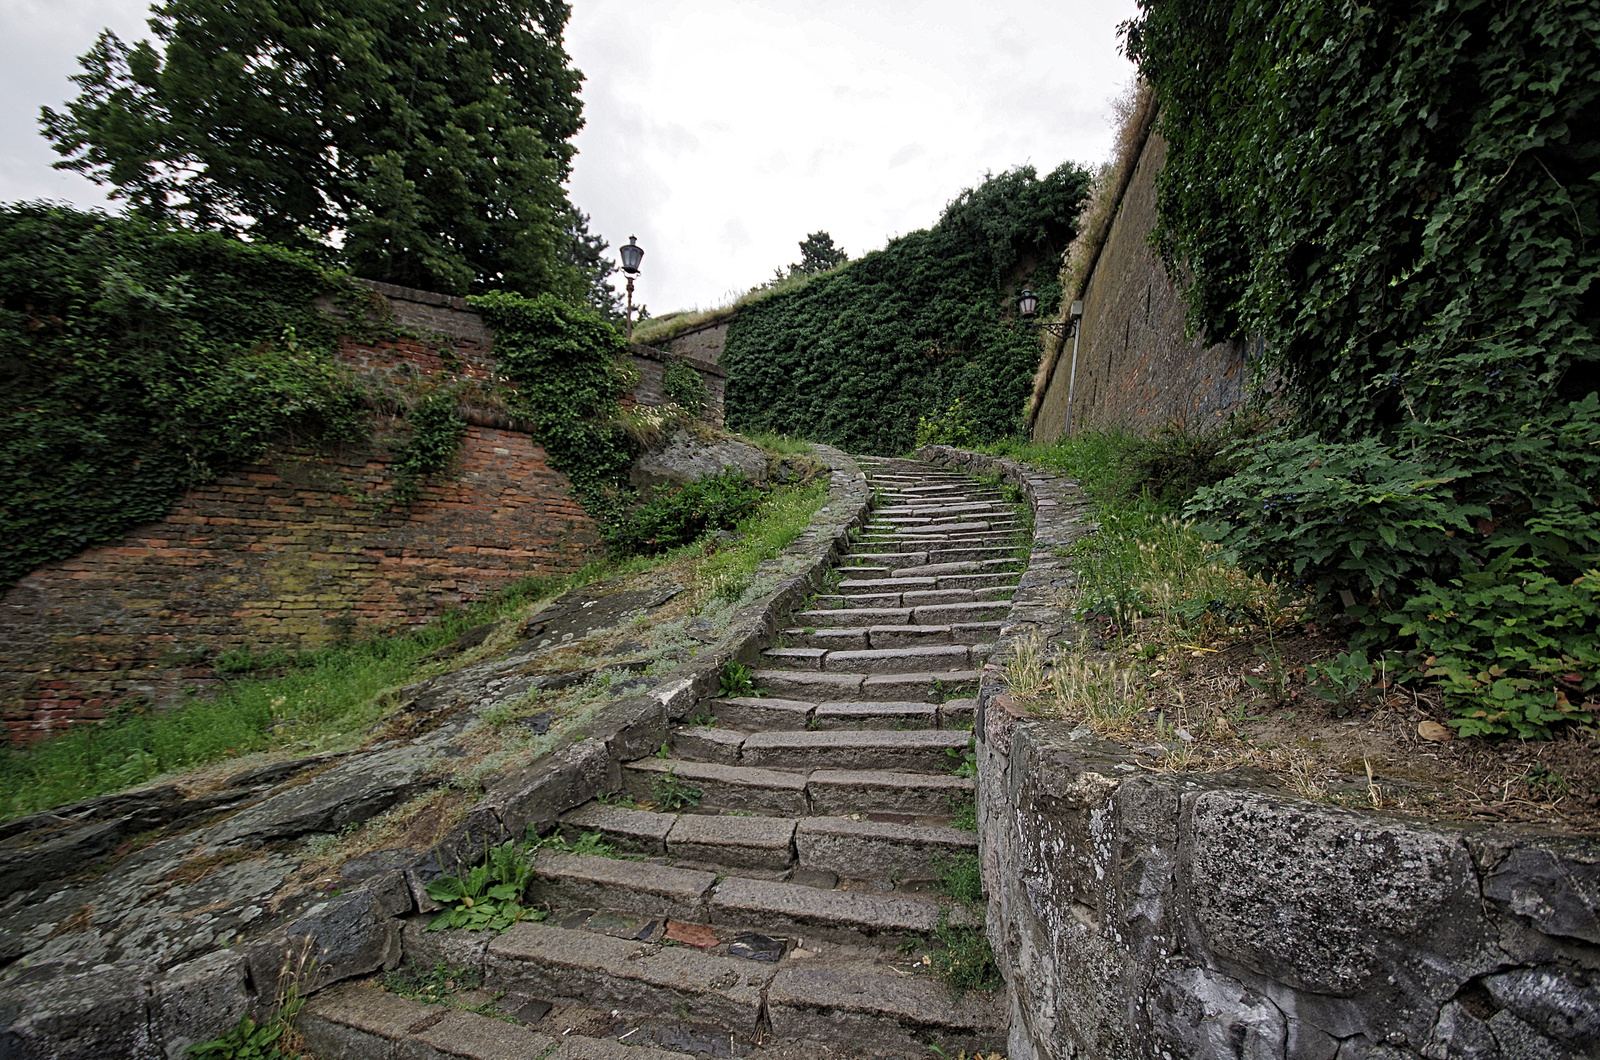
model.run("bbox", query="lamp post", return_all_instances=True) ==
[619,236,644,342]
[1018,290,1086,438]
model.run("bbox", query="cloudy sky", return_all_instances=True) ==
[0,0,1139,313]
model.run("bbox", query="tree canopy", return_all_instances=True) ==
[41,0,595,299]
[790,231,849,276]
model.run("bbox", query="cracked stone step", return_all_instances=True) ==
[670,725,746,763]
[796,816,978,881]
[807,768,973,816]
[935,572,1019,590]
[817,645,973,673]
[666,812,797,871]
[751,669,978,702]
[911,601,1010,623]
[299,981,696,1060]
[811,700,938,729]
[708,876,954,942]
[622,758,808,815]
[560,802,676,854]
[766,962,1006,1058]
[708,696,813,730]
[835,565,894,580]
[486,923,775,1040]
[810,592,905,609]
[794,607,913,627]
[740,729,968,772]
[837,575,936,592]
[530,851,716,920]
[781,626,870,650]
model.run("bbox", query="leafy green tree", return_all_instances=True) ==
[789,231,849,276]
[41,0,589,298]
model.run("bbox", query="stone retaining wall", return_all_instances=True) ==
[917,445,1600,1060]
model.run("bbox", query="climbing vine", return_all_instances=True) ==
[1126,0,1600,735]
[467,291,638,528]
[721,163,1090,454]
[387,389,468,508]
[663,357,708,417]
[0,204,371,588]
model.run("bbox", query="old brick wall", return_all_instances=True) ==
[0,421,599,742]
[1033,133,1249,442]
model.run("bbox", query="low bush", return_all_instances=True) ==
[605,469,764,557]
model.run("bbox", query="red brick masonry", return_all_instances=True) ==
[0,283,606,743]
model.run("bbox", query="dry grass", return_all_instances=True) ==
[632,269,835,347]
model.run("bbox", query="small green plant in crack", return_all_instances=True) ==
[651,769,703,811]
[948,794,977,832]
[535,829,617,858]
[933,850,984,906]
[425,840,545,932]
[186,991,305,1058]
[719,661,761,698]
[929,913,1001,992]
[945,736,977,779]
[686,707,719,728]
[383,961,481,1006]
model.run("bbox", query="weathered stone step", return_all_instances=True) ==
[836,573,1016,593]
[531,850,716,919]
[486,922,774,1041]
[709,875,955,941]
[782,623,1000,651]
[810,587,996,609]
[621,758,808,814]
[808,767,973,816]
[766,961,1006,1057]
[796,815,977,881]
[750,668,979,702]
[741,728,969,772]
[670,724,746,763]
[299,981,694,1060]
[760,644,975,674]
[697,697,976,735]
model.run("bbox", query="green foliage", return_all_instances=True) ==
[426,840,545,932]
[662,358,709,417]
[389,390,468,508]
[934,851,984,907]
[42,0,591,298]
[0,203,368,588]
[606,470,763,557]
[723,163,1091,453]
[789,231,849,276]
[719,661,757,699]
[915,397,979,449]
[467,291,637,524]
[1308,651,1373,709]
[945,737,977,779]
[649,769,702,811]
[383,962,481,1006]
[1129,0,1600,736]
[1117,413,1266,506]
[186,991,302,1058]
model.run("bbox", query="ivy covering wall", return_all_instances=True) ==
[0,204,368,588]
[720,164,1091,454]
[1126,0,1600,735]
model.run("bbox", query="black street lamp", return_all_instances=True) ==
[1016,288,1080,337]
[619,236,644,342]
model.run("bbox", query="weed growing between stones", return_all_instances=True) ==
[649,770,703,811]
[929,851,999,992]
[425,840,544,932]
[383,961,482,1006]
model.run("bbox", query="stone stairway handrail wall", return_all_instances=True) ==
[916,444,1600,1060]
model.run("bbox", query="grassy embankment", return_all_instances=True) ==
[0,469,828,821]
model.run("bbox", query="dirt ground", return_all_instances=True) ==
[1058,620,1600,834]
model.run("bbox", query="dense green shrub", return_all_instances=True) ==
[467,291,637,523]
[722,164,1090,453]
[388,389,468,507]
[0,204,369,588]
[605,469,763,556]
[1128,0,1600,734]
[662,358,708,417]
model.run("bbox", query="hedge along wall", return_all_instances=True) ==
[720,164,1092,454]
[1030,128,1253,442]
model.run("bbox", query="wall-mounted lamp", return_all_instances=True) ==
[1017,289,1083,338]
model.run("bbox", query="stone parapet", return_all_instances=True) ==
[916,445,1599,1060]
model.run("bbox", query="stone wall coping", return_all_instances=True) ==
[628,341,729,377]
[357,277,475,312]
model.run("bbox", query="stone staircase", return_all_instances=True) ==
[300,456,1023,1059]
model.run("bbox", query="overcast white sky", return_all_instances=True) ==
[0,0,1139,313]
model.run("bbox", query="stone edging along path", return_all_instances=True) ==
[0,446,871,1056]
[917,444,1600,1060]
